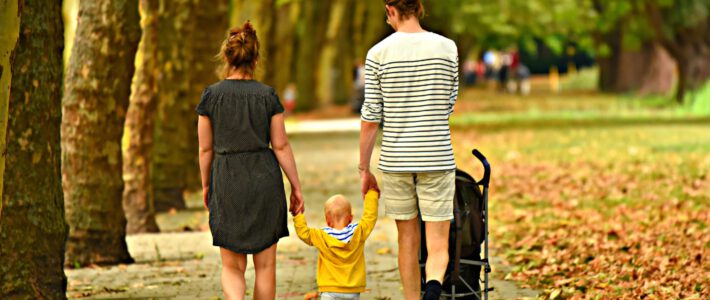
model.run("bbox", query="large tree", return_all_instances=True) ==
[62,0,141,266]
[184,0,229,190]
[644,0,710,103]
[123,0,160,234]
[591,0,676,95]
[151,0,196,212]
[294,0,333,110]
[0,0,68,298]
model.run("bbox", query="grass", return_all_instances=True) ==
[450,85,709,299]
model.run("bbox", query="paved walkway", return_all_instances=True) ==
[66,123,539,299]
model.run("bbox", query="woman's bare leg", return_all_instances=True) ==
[220,247,247,300]
[253,243,277,300]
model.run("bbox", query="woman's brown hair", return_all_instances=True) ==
[218,20,259,78]
[384,0,425,19]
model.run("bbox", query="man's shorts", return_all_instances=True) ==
[381,170,455,222]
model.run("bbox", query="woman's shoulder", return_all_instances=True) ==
[206,80,276,96]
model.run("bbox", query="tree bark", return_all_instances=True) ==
[266,2,298,95]
[0,0,68,298]
[123,0,160,234]
[230,0,274,81]
[62,0,141,266]
[184,0,229,191]
[151,0,196,212]
[0,0,21,201]
[317,0,352,106]
[644,1,710,103]
[294,0,332,110]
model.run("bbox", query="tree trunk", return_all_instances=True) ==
[595,27,675,95]
[0,0,68,298]
[595,26,622,92]
[0,0,21,201]
[62,0,141,266]
[317,0,351,106]
[230,0,274,81]
[151,0,196,212]
[294,0,332,110]
[184,0,229,191]
[637,43,676,95]
[671,47,710,103]
[644,1,710,103]
[266,2,298,95]
[123,0,160,234]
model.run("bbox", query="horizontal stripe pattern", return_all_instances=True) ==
[361,32,459,173]
[322,222,359,243]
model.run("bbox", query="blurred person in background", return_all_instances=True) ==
[283,83,297,116]
[351,59,367,113]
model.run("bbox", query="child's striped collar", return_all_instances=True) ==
[322,222,359,243]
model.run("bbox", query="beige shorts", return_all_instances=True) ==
[381,171,455,222]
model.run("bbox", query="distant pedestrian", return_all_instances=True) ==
[283,83,297,116]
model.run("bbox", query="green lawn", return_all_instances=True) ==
[451,86,709,299]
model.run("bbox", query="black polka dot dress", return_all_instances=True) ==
[196,79,289,254]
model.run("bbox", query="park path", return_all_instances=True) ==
[66,119,538,299]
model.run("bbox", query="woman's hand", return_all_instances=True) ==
[360,169,379,198]
[289,188,304,216]
[202,187,209,210]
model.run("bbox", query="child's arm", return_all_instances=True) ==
[293,214,322,247]
[358,190,379,239]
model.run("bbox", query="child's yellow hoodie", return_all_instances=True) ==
[293,190,379,293]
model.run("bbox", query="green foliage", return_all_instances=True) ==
[423,0,600,54]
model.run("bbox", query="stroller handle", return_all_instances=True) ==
[472,149,491,187]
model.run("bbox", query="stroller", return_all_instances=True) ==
[420,149,493,299]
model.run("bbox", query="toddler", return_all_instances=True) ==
[293,190,379,300]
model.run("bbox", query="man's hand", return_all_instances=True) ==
[289,188,304,216]
[202,187,209,210]
[360,170,380,198]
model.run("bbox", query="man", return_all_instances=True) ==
[358,1,459,299]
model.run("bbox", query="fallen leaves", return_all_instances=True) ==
[452,125,710,300]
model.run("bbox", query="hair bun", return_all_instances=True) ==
[242,20,255,35]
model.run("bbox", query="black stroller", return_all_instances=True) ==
[420,149,493,299]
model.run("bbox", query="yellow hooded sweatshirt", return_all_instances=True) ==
[293,190,379,293]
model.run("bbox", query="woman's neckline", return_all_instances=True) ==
[224,78,255,81]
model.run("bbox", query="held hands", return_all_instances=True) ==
[289,188,305,216]
[360,169,380,198]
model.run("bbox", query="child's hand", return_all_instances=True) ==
[360,170,379,198]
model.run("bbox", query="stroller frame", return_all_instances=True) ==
[419,149,492,300]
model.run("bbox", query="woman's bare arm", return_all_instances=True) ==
[270,113,304,214]
[197,116,213,208]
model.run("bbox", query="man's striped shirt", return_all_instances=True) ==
[361,31,459,173]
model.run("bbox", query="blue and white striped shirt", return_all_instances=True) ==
[322,222,359,243]
[361,31,459,173]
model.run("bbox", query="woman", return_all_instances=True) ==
[359,0,459,299]
[197,21,304,300]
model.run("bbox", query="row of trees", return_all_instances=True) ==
[0,0,389,297]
